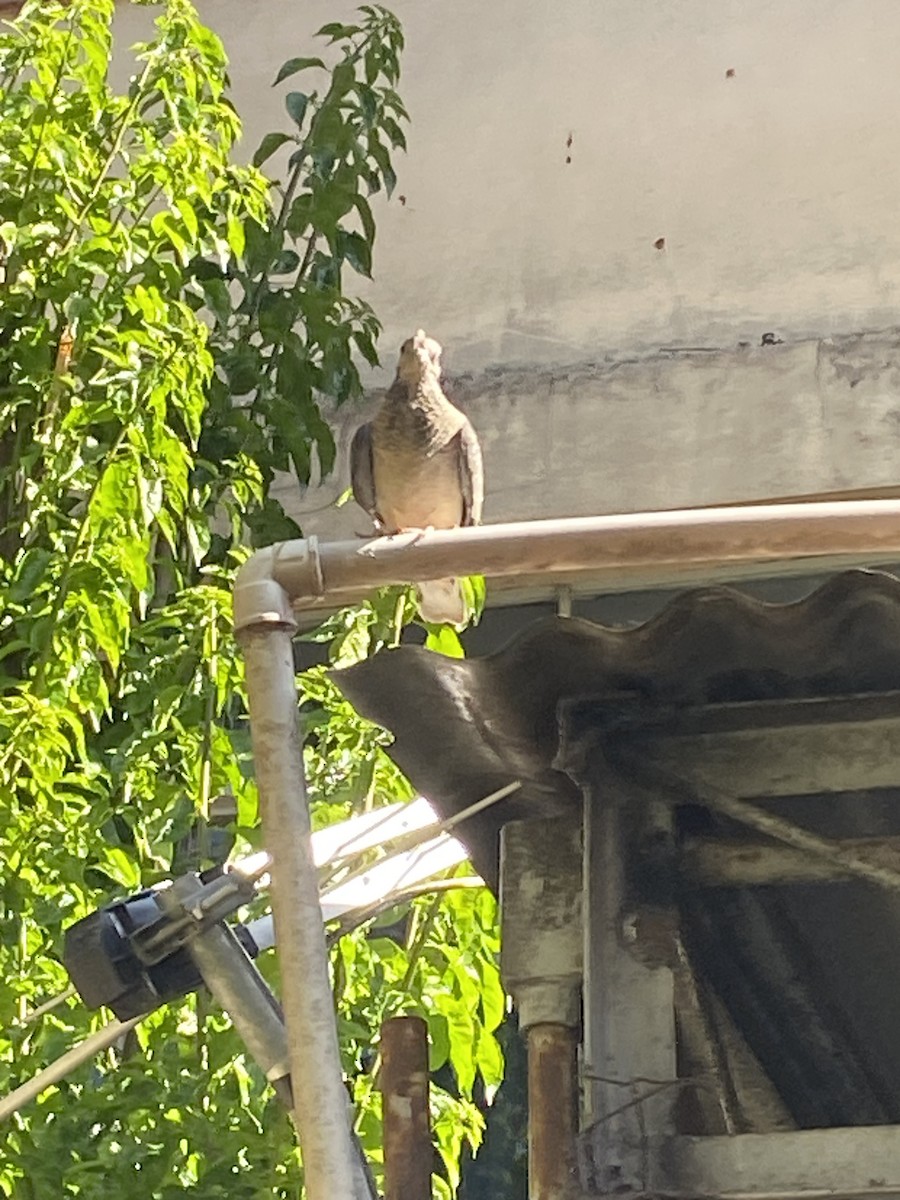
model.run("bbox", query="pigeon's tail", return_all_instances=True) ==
[417,577,466,626]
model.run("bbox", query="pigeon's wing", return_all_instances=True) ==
[456,418,484,527]
[350,421,380,522]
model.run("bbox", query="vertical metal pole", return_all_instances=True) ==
[582,769,677,1190]
[499,819,582,1200]
[239,621,362,1200]
[381,1015,432,1200]
[527,1023,579,1200]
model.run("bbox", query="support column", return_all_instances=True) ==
[556,705,678,1197]
[239,621,366,1200]
[500,818,582,1200]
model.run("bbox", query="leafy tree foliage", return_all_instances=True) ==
[0,1,505,1196]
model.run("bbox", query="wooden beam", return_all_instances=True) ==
[680,835,900,887]
[643,1125,900,1198]
[618,695,900,797]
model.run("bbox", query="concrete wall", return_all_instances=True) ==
[114,0,900,535]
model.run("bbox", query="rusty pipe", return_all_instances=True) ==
[234,501,900,629]
[381,1015,432,1200]
[527,1023,579,1200]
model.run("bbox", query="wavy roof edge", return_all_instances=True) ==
[335,568,900,877]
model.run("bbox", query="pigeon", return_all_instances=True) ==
[350,329,484,625]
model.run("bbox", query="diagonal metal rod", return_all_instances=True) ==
[0,1016,142,1122]
[622,756,900,896]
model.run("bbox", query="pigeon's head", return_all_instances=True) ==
[397,328,442,383]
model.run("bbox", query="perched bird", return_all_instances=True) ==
[350,329,484,625]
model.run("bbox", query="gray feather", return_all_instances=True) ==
[350,422,381,525]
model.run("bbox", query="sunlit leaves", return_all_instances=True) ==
[201,3,409,523]
[0,0,284,1192]
[0,2,502,1197]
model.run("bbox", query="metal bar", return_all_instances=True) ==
[684,482,900,508]
[380,1015,431,1200]
[671,938,737,1136]
[0,1016,142,1122]
[629,760,900,896]
[646,1125,900,1198]
[233,501,900,629]
[185,922,292,1106]
[527,1023,579,1200]
[616,691,900,736]
[681,835,900,887]
[239,621,364,1200]
[22,985,76,1024]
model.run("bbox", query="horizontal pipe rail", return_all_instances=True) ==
[235,501,900,629]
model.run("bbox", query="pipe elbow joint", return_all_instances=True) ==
[233,544,298,636]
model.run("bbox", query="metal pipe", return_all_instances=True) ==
[234,501,900,628]
[630,759,900,897]
[527,1023,579,1200]
[0,1016,142,1122]
[238,619,363,1200]
[185,922,292,1104]
[380,1015,432,1200]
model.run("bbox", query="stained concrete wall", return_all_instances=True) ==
[283,330,900,540]
[113,0,900,538]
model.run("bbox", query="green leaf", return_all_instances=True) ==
[315,21,360,42]
[176,197,199,240]
[382,116,407,151]
[425,626,465,657]
[272,56,326,85]
[251,130,294,168]
[353,195,376,246]
[8,548,53,602]
[285,91,309,128]
[335,229,372,277]
[223,344,262,396]
[226,212,246,258]
[150,210,189,262]
[258,290,296,340]
[460,574,486,623]
[427,1012,451,1072]
[201,276,232,326]
[272,249,300,274]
